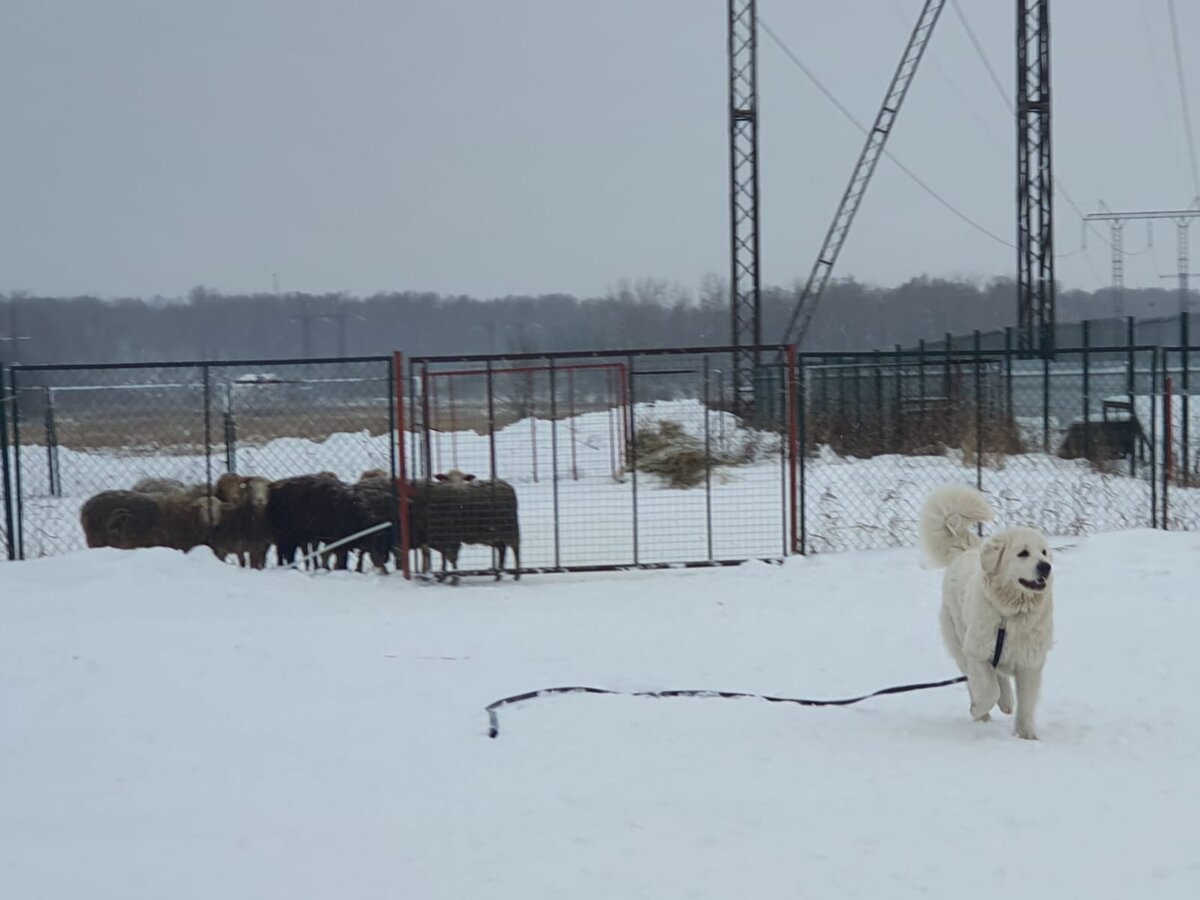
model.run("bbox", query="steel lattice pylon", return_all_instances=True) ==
[728,0,761,414]
[1016,0,1055,357]
[782,0,946,350]
[1084,207,1200,318]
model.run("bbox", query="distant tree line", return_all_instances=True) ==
[0,276,1194,366]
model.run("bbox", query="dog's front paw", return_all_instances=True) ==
[998,699,1014,715]
[971,706,992,722]
[1015,727,1039,740]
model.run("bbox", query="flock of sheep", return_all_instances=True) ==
[78,469,521,581]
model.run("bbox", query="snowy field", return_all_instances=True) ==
[3,528,1200,898]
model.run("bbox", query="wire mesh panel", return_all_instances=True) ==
[798,351,999,553]
[987,348,1156,536]
[1161,346,1200,530]
[408,347,794,574]
[10,364,210,558]
[208,360,395,483]
[628,353,789,564]
[796,345,1160,554]
[410,356,632,571]
[8,357,394,559]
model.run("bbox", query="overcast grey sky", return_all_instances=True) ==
[2,1,1197,301]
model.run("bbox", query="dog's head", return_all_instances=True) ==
[980,526,1053,609]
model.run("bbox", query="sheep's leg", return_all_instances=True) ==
[493,543,506,580]
[441,544,461,585]
[512,542,521,581]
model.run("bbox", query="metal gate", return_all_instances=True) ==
[404,345,798,572]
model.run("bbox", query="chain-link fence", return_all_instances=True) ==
[3,334,1200,570]
[406,347,796,573]
[3,357,395,559]
[794,338,1200,553]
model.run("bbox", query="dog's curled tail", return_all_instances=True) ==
[918,483,995,569]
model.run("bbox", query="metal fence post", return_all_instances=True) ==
[944,331,953,404]
[918,339,926,436]
[1042,352,1051,453]
[549,356,562,570]
[1182,311,1191,485]
[798,353,807,556]
[0,366,15,561]
[1164,373,1173,529]
[9,368,25,559]
[392,351,411,580]
[1005,326,1014,425]
[44,386,61,498]
[785,345,799,556]
[838,356,847,424]
[223,383,237,474]
[870,362,882,450]
[703,354,714,562]
[1127,318,1137,477]
[1151,348,1159,528]
[420,363,433,482]
[627,354,638,566]
[1082,320,1090,461]
[894,344,903,449]
[201,364,213,492]
[974,330,983,492]
[853,355,863,437]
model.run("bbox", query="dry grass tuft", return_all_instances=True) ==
[626,419,743,488]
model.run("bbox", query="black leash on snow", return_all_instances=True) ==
[485,676,968,739]
[485,630,1007,738]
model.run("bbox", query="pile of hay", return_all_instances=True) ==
[627,419,741,489]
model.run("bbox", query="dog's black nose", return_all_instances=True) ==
[1036,560,1051,578]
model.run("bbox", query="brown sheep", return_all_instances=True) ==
[80,489,227,553]
[211,473,273,569]
[131,477,188,494]
[409,470,520,582]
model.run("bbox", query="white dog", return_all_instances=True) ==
[919,484,1054,740]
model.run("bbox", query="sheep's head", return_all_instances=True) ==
[214,473,245,503]
[435,469,476,484]
[245,477,271,508]
[192,496,226,528]
[215,473,272,508]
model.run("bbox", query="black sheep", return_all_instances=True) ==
[266,474,378,570]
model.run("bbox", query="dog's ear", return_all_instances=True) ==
[980,534,1006,574]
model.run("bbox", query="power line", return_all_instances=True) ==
[888,0,1008,160]
[1165,0,1200,199]
[758,17,1014,249]
[1138,0,1189,189]
[948,0,1011,112]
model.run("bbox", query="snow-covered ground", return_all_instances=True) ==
[4,529,1200,898]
